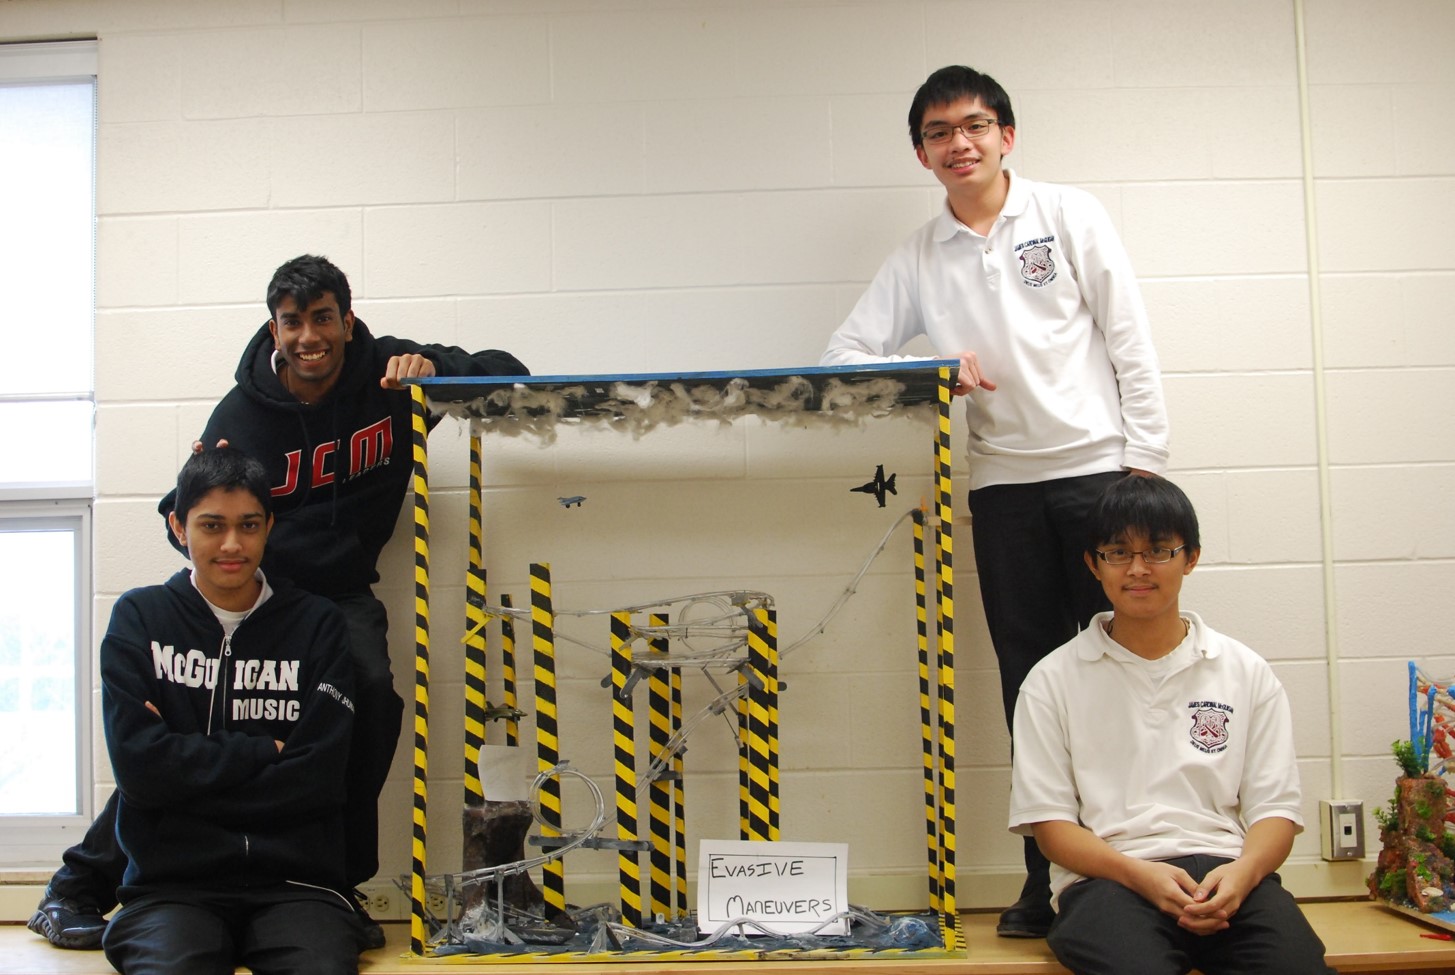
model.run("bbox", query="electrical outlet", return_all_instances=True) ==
[357,880,456,920]
[1319,799,1366,860]
[425,888,452,918]
[358,883,398,920]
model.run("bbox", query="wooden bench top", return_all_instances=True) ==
[4,899,1454,974]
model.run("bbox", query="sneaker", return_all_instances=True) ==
[350,888,387,951]
[27,888,107,950]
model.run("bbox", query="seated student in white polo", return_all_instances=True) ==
[1008,474,1333,975]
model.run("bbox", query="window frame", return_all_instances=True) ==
[0,39,98,866]
[0,497,94,862]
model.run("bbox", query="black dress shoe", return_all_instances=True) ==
[996,890,1054,938]
[349,888,388,951]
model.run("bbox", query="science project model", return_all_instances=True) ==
[1369,663,1455,930]
[390,362,964,962]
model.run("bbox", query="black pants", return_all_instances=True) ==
[1047,856,1335,975]
[331,593,405,888]
[103,885,361,975]
[968,471,1123,882]
[52,591,404,908]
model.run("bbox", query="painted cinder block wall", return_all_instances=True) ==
[5,0,1451,906]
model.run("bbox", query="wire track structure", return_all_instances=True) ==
[402,362,963,961]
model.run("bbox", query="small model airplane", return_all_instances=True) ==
[557,495,586,508]
[850,464,897,508]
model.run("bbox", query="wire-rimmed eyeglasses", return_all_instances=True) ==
[1093,544,1188,566]
[920,119,1000,145]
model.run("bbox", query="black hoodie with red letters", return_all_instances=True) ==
[162,319,527,595]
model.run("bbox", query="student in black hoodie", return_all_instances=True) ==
[30,255,528,952]
[194,255,528,926]
[101,447,361,975]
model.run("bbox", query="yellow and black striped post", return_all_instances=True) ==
[500,593,519,748]
[671,660,688,916]
[766,608,780,840]
[933,366,960,950]
[531,563,566,916]
[737,666,749,840]
[646,613,674,920]
[464,434,487,806]
[911,507,942,916]
[408,385,432,955]
[744,607,774,842]
[611,612,643,927]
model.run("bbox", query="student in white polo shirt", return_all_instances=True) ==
[1008,475,1332,975]
[821,64,1169,938]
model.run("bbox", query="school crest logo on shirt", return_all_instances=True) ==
[1017,242,1057,287]
[1189,705,1232,754]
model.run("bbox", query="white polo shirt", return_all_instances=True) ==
[1008,612,1304,907]
[821,170,1167,490]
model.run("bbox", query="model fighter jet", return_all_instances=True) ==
[850,465,897,508]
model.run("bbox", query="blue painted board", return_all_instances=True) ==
[412,359,960,417]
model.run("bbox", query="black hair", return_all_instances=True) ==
[173,446,273,524]
[1086,475,1200,555]
[908,65,1016,148]
[266,254,352,319]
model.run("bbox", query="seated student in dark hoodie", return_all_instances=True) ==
[102,447,361,975]
[29,255,528,953]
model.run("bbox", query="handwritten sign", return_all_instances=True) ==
[697,839,849,935]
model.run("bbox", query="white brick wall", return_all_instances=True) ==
[8,0,1450,907]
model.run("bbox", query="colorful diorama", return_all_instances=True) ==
[1368,662,1455,922]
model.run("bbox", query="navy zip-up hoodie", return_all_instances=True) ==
[162,319,527,595]
[101,570,356,896]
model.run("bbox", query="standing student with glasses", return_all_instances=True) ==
[821,65,1168,938]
